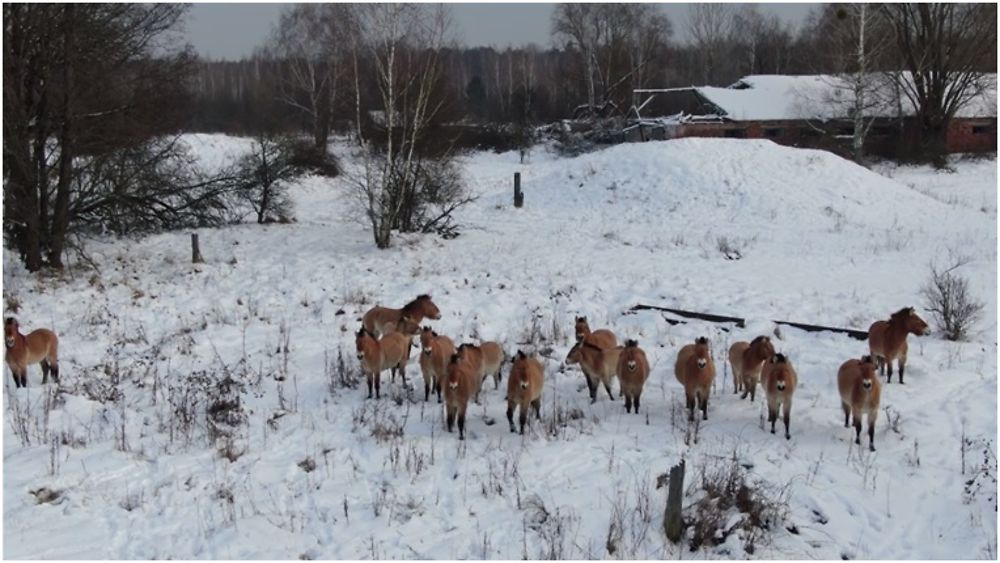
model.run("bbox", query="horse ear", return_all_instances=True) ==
[861,355,873,364]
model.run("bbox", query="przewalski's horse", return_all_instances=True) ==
[5,317,59,388]
[837,356,881,451]
[574,316,618,349]
[616,339,650,414]
[867,307,931,384]
[565,336,622,403]
[419,326,455,403]
[454,342,504,402]
[506,350,544,434]
[761,353,797,439]
[728,335,775,401]
[355,327,412,399]
[674,337,716,421]
[444,352,478,440]
[362,295,441,338]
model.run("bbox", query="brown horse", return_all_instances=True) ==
[5,317,59,388]
[574,316,617,349]
[362,295,441,338]
[355,327,412,399]
[868,307,931,384]
[616,339,650,414]
[565,336,621,403]
[761,353,797,439]
[728,335,775,401]
[506,350,544,434]
[419,326,455,403]
[444,352,478,440]
[837,356,881,451]
[454,342,504,402]
[674,337,716,421]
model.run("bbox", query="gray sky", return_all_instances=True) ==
[185,3,818,61]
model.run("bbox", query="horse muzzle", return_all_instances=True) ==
[356,353,364,361]
[448,382,458,390]
[627,361,636,371]
[862,379,872,390]
[4,338,13,348]
[776,382,786,391]
[422,347,433,355]
[519,381,528,390]
[697,359,707,369]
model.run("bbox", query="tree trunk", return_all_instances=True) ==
[49,4,76,268]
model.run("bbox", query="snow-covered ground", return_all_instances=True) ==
[3,136,996,559]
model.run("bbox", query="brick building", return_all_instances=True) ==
[629,74,997,156]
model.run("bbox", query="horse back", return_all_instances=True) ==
[24,329,58,363]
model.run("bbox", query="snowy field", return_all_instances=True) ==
[3,135,996,559]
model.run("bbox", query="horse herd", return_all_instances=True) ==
[351,295,932,450]
[4,296,931,451]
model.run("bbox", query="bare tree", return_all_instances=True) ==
[3,4,194,270]
[268,4,354,154]
[232,132,304,224]
[881,3,997,166]
[349,4,470,249]
[553,4,672,115]
[921,254,984,342]
[688,4,733,85]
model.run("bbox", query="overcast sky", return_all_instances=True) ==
[184,3,818,61]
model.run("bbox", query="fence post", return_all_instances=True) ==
[664,459,685,543]
[513,172,524,208]
[191,233,203,264]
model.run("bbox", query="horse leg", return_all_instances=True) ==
[867,417,876,452]
[700,393,709,421]
[531,398,541,420]
[842,402,851,428]
[41,360,50,384]
[49,361,59,383]
[366,372,373,399]
[586,374,598,404]
[885,357,894,383]
[518,407,528,435]
[853,415,862,445]
[458,407,466,440]
[624,394,632,413]
[446,406,456,433]
[898,350,907,384]
[686,392,695,422]
[768,405,777,434]
[603,379,615,401]
[783,402,791,440]
[506,402,516,433]
[374,371,382,399]
[749,381,757,402]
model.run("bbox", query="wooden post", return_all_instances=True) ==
[191,233,203,264]
[513,172,524,208]
[664,459,685,543]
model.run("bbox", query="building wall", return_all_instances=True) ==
[947,119,998,153]
[665,118,996,155]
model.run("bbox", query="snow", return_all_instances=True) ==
[693,73,998,121]
[3,135,996,559]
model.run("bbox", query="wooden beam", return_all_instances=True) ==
[630,304,869,340]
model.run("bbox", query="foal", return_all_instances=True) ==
[565,336,621,403]
[362,295,441,338]
[674,337,716,421]
[837,356,881,452]
[419,326,455,403]
[728,335,774,401]
[355,327,412,399]
[5,317,59,388]
[867,307,931,384]
[574,316,618,349]
[506,350,544,434]
[761,353,797,439]
[616,340,650,414]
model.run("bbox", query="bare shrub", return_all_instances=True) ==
[688,456,789,555]
[921,255,984,341]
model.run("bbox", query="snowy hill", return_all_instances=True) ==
[3,136,996,559]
